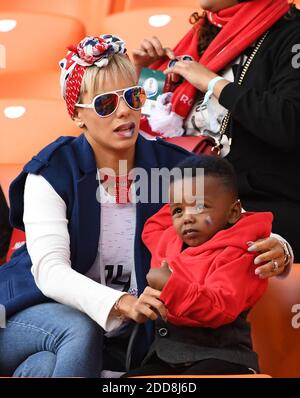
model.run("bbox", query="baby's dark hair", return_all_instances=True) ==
[172,155,238,197]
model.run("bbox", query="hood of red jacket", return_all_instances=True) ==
[187,212,273,254]
[144,211,273,265]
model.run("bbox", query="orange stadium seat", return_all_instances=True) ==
[0,164,23,202]
[103,7,196,59]
[249,263,300,378]
[123,0,199,11]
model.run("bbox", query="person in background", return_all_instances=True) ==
[133,0,299,262]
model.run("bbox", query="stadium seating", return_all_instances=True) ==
[249,263,300,378]
[102,7,196,59]
[124,0,200,10]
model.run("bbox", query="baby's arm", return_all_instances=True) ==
[142,204,172,255]
[160,250,268,328]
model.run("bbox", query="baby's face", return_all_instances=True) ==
[169,176,240,247]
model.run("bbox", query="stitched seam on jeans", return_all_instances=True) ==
[7,320,58,343]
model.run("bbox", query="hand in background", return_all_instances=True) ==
[147,260,172,291]
[164,59,229,95]
[132,36,175,75]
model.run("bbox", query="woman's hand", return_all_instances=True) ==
[116,287,167,323]
[164,60,230,96]
[147,260,172,291]
[132,36,175,75]
[164,60,215,92]
[248,237,290,279]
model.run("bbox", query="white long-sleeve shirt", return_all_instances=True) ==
[23,173,136,332]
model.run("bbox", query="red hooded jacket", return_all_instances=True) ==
[142,205,273,328]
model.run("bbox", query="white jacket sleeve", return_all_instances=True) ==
[23,173,126,332]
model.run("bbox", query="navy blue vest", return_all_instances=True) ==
[0,133,190,360]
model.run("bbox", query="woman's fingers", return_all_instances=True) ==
[140,37,165,58]
[137,287,167,320]
[140,38,158,57]
[164,47,176,60]
[164,61,195,81]
[133,304,158,322]
[124,287,167,323]
[142,286,161,298]
[133,37,175,73]
[133,38,175,71]
[164,62,185,77]
[141,37,174,59]
[248,237,287,278]
[132,48,147,58]
[150,36,165,57]
[170,73,182,84]
[137,35,175,57]
[255,260,285,279]
[248,237,277,253]
[249,237,283,263]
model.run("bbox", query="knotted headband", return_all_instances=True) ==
[59,34,127,118]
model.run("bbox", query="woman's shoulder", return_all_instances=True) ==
[138,133,189,151]
[137,134,191,168]
[155,137,192,156]
[23,134,86,177]
[264,9,300,60]
[271,8,300,36]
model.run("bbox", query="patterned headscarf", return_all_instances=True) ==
[59,34,127,118]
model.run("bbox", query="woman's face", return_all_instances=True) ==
[75,75,141,155]
[199,0,239,12]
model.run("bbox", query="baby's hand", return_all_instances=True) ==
[147,260,172,291]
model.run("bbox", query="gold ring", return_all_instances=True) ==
[271,259,279,272]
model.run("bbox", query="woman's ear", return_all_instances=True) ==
[73,112,85,129]
[228,199,242,225]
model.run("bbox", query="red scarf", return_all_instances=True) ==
[140,0,289,137]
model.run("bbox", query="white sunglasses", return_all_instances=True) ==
[75,85,146,117]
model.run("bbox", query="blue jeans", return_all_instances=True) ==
[0,303,104,377]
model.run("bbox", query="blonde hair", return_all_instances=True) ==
[78,54,137,101]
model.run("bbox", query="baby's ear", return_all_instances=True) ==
[228,199,242,225]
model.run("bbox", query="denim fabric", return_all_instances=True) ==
[0,302,104,377]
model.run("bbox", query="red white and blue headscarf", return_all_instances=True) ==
[59,35,127,118]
